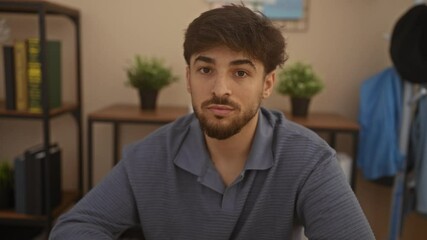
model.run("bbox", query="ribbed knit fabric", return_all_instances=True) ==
[50,108,375,240]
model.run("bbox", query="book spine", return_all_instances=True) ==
[39,145,62,213]
[48,145,62,209]
[3,45,16,110]
[14,155,27,214]
[13,41,28,111]
[25,150,42,215]
[27,37,42,113]
[47,41,61,109]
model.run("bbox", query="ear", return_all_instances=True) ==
[186,66,191,93]
[262,71,276,99]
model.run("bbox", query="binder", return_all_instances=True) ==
[14,144,62,215]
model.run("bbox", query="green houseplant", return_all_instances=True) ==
[276,62,324,117]
[0,161,13,209]
[126,55,178,110]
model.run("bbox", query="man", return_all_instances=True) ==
[50,5,374,239]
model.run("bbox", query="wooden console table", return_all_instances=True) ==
[87,104,359,190]
[87,104,189,188]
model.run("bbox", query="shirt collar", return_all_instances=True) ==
[244,109,275,170]
[173,117,211,177]
[173,108,275,192]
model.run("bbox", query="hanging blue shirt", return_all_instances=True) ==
[357,67,404,180]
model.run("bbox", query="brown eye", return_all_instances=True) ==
[235,70,247,77]
[198,67,211,74]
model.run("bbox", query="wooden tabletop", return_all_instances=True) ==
[285,112,359,132]
[88,104,359,132]
[0,101,78,118]
[88,104,190,124]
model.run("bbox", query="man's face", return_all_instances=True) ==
[186,45,275,140]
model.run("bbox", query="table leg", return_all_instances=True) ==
[350,131,359,191]
[87,118,93,190]
[113,122,120,165]
[330,132,337,149]
[329,131,357,192]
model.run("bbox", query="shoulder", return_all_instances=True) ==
[262,108,336,174]
[122,113,195,164]
[261,108,331,153]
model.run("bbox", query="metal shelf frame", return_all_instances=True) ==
[0,0,82,235]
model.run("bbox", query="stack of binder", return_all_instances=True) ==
[14,144,62,215]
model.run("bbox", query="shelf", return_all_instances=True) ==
[0,0,82,234]
[0,191,79,226]
[0,101,78,119]
[0,0,79,18]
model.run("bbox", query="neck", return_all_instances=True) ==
[204,111,260,186]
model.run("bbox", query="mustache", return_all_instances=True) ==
[201,96,240,110]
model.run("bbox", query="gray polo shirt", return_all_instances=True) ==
[174,109,274,211]
[50,108,375,240]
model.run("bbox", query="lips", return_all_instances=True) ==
[207,104,234,116]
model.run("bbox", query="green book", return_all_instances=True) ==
[46,41,61,110]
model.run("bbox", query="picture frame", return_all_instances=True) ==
[205,0,309,32]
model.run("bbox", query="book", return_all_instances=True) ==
[14,144,62,215]
[46,41,61,110]
[25,146,42,214]
[27,38,42,113]
[27,38,62,113]
[2,45,16,110]
[13,154,28,213]
[35,144,62,213]
[13,40,28,111]
[14,144,42,214]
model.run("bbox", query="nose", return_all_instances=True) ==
[212,73,231,97]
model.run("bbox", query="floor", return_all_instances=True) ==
[355,170,427,240]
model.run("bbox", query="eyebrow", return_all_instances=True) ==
[193,56,256,70]
[230,59,256,70]
[193,56,214,64]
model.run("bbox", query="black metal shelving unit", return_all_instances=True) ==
[0,0,82,236]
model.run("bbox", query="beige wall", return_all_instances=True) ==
[0,0,414,189]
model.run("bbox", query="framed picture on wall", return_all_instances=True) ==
[205,0,309,32]
[263,0,304,20]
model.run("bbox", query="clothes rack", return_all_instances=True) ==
[388,82,416,240]
[387,0,427,237]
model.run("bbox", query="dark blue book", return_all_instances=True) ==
[14,155,28,213]
[14,144,42,214]
[3,45,16,110]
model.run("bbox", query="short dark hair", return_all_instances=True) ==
[183,4,287,74]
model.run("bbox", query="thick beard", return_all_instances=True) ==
[194,95,261,140]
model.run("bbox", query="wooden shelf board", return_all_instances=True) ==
[0,101,78,119]
[0,0,79,17]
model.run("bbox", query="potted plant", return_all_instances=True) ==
[125,55,178,110]
[0,161,13,209]
[276,62,324,117]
